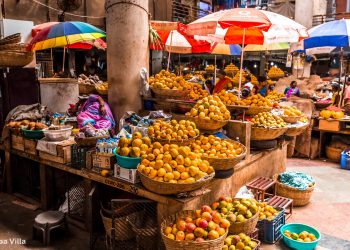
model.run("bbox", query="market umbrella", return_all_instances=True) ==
[211,43,242,55]
[243,42,290,52]
[187,9,308,95]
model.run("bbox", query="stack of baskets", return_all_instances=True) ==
[0,33,33,67]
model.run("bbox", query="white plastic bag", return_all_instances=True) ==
[235,186,255,199]
[140,67,151,97]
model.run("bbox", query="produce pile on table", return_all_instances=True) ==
[189,83,209,100]
[205,64,215,72]
[319,106,345,119]
[223,233,258,250]
[283,230,317,242]
[116,132,151,158]
[138,144,214,183]
[267,67,284,79]
[231,71,247,85]
[238,94,274,108]
[148,120,200,141]
[278,172,315,190]
[186,96,231,122]
[266,91,284,101]
[7,120,47,130]
[282,106,303,117]
[257,202,280,220]
[215,90,240,106]
[251,112,287,128]
[78,74,103,85]
[149,70,192,91]
[224,63,239,74]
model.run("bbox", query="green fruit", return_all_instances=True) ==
[219,201,228,208]
[246,210,252,219]
[236,215,246,223]
[291,233,299,240]
[228,246,236,250]
[249,241,257,248]
[222,246,229,250]
[243,247,251,250]
[224,237,232,246]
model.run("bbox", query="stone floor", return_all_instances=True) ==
[0,158,349,249]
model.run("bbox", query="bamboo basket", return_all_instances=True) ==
[0,51,33,67]
[273,174,315,207]
[0,33,21,46]
[151,135,199,146]
[202,140,246,171]
[246,106,272,115]
[75,136,109,147]
[251,126,287,141]
[282,116,302,124]
[151,87,190,100]
[161,210,227,250]
[325,146,342,162]
[0,43,26,52]
[268,74,284,80]
[285,123,309,137]
[187,116,228,131]
[78,83,96,95]
[138,170,214,195]
[96,88,108,95]
[153,99,174,112]
[229,200,260,235]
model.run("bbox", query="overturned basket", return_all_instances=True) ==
[202,140,246,171]
[151,135,199,146]
[0,51,33,67]
[161,210,227,250]
[151,87,190,100]
[78,83,96,95]
[187,116,228,131]
[251,126,287,141]
[229,199,260,235]
[282,116,302,124]
[273,174,315,207]
[285,123,309,137]
[246,106,272,116]
[138,170,214,195]
[325,146,342,162]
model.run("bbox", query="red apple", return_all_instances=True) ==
[198,219,208,229]
[201,212,212,222]
[167,234,175,240]
[227,213,236,223]
[176,231,185,241]
[186,223,196,233]
[207,221,217,231]
[194,227,205,238]
[177,220,187,231]
[232,235,241,245]
[216,227,226,236]
[185,233,195,241]
[219,196,228,201]
[220,219,230,229]
[212,201,220,210]
[212,212,222,224]
[195,237,205,242]
[164,226,172,235]
[208,230,220,240]
[201,205,212,213]
[185,216,193,223]
[195,218,202,227]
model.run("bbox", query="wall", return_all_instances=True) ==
[336,0,347,12]
[295,0,314,28]
[313,0,327,16]
[149,0,172,21]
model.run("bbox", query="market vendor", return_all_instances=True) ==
[258,76,268,97]
[70,94,115,130]
[343,79,350,113]
[331,82,341,106]
[213,70,231,94]
[204,73,214,94]
[284,81,301,98]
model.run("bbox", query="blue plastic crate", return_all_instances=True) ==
[341,150,350,170]
[257,207,286,244]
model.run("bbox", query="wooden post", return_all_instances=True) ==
[5,151,12,193]
[225,120,251,160]
[39,163,52,210]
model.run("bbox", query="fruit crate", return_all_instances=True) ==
[71,145,93,169]
[257,207,285,243]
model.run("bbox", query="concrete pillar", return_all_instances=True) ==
[106,0,149,121]
[295,0,314,29]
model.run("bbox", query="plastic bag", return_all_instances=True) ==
[140,67,151,97]
[235,186,255,199]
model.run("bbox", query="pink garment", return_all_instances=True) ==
[344,85,350,102]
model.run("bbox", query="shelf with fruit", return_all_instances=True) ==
[319,106,345,120]
[223,233,260,250]
[188,83,209,100]
[116,132,152,158]
[215,90,240,106]
[251,112,287,128]
[257,202,281,220]
[267,67,285,79]
[280,106,304,123]
[231,71,247,85]
[266,91,285,101]
[224,63,239,75]
[205,64,215,73]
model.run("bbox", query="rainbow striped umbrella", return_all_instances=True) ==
[29,21,106,51]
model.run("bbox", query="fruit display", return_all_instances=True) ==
[320,106,345,119]
[283,230,317,242]
[149,70,192,91]
[190,135,245,159]
[215,90,240,106]
[184,73,193,80]
[251,112,287,128]
[116,132,152,158]
[7,120,48,130]
[189,83,209,100]
[205,64,215,72]
[162,206,230,242]
[299,116,309,123]
[95,81,108,93]
[257,202,280,220]
[267,67,284,79]
[231,71,247,85]
[283,106,303,117]
[147,120,200,141]
[187,96,231,122]
[224,63,239,74]
[250,74,259,85]
[211,197,259,224]
[239,94,273,108]
[266,91,284,101]
[138,143,214,183]
[223,233,258,250]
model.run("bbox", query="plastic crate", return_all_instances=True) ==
[341,150,350,170]
[71,145,91,169]
[257,208,285,243]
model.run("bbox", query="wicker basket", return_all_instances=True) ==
[0,33,21,46]
[315,101,332,110]
[78,83,96,95]
[139,170,214,195]
[151,135,198,146]
[161,210,227,250]
[273,174,315,207]
[151,87,190,100]
[0,51,33,67]
[285,123,309,137]
[325,146,342,162]
[268,74,284,80]
[229,200,260,235]
[0,43,26,52]
[100,210,135,241]
[75,136,108,147]
[246,106,272,115]
[282,116,302,124]
[202,140,247,171]
[187,116,228,131]
[251,127,287,141]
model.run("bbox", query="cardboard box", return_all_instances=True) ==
[11,134,24,151]
[92,153,115,169]
[319,119,343,131]
[114,164,140,183]
[24,139,37,155]
[39,144,73,164]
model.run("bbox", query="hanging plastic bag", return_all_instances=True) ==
[140,67,151,97]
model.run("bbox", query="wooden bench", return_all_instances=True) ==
[267,195,293,220]
[246,177,276,201]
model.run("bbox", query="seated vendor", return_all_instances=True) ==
[284,81,301,98]
[331,82,341,107]
[70,94,115,130]
[258,76,268,97]
[213,70,231,94]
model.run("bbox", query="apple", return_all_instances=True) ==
[164,226,172,235]
[194,227,205,238]
[227,213,236,223]
[216,227,226,236]
[186,223,196,233]
[172,225,178,235]
[177,220,187,231]
[198,219,208,229]
[207,221,217,231]
[201,212,212,222]
[208,230,220,240]
[185,233,195,241]
[195,218,202,227]
[201,205,212,213]
[224,237,232,246]
[167,233,175,240]
[220,219,230,229]
[221,207,228,214]
[185,216,193,223]
[212,212,222,224]
[232,235,241,245]
[219,201,228,209]
[195,237,205,242]
[176,231,185,241]
[226,197,233,203]
[212,201,220,210]
[219,196,229,201]
[202,230,208,238]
